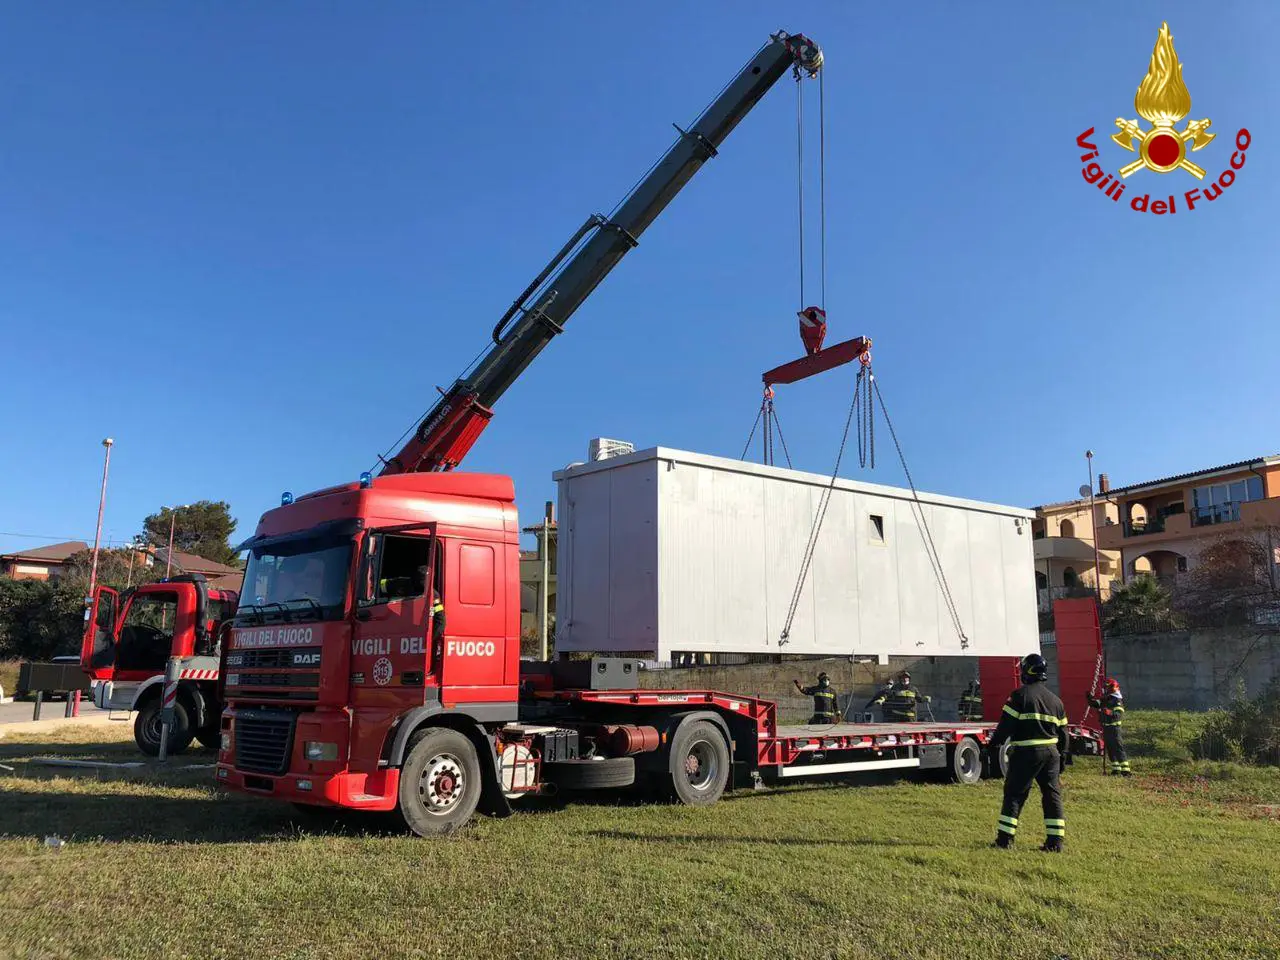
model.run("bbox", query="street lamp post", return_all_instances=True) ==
[1086,450,1102,603]
[87,438,114,609]
[165,507,181,579]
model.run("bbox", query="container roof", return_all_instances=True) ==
[554,446,1034,519]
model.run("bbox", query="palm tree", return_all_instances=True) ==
[1104,574,1180,634]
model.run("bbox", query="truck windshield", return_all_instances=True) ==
[238,535,353,623]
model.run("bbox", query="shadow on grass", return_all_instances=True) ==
[0,780,406,844]
[0,739,151,762]
[582,829,938,849]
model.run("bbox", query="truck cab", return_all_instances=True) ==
[217,472,521,824]
[83,573,239,754]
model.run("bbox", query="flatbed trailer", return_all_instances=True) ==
[509,680,1101,801]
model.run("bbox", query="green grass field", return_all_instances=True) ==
[1,713,1277,960]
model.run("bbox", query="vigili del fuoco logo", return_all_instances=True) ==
[1077,22,1251,214]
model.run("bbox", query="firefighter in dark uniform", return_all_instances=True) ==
[431,588,446,640]
[866,671,931,721]
[990,653,1069,852]
[1088,678,1130,775]
[793,672,839,724]
[958,681,983,721]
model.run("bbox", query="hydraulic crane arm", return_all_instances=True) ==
[379,30,823,475]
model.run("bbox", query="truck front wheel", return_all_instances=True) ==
[667,720,730,806]
[396,728,482,837]
[134,698,193,757]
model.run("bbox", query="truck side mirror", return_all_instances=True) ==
[357,534,379,605]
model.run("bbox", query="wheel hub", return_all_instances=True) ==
[418,754,465,814]
[685,741,717,790]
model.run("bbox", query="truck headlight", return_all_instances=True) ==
[220,732,231,752]
[304,741,339,761]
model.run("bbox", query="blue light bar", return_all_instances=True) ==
[281,491,294,506]
[359,472,373,489]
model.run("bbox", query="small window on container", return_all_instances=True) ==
[870,514,885,542]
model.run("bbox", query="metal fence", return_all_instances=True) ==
[1102,593,1280,636]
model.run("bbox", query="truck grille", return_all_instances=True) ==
[234,672,320,689]
[227,647,321,669]
[234,709,296,775]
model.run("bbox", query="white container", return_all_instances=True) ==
[553,447,1036,661]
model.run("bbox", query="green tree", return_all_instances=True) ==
[142,501,240,567]
[61,547,165,590]
[1103,574,1181,634]
[0,578,84,660]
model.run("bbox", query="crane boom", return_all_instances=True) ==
[379,30,823,475]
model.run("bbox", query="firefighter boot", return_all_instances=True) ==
[992,833,1014,850]
[1040,838,1064,853]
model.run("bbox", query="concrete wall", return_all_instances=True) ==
[641,626,1280,720]
[1041,625,1280,711]
[639,655,983,723]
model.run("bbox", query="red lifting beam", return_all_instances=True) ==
[762,336,872,387]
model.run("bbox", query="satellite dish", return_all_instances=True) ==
[1078,484,1092,498]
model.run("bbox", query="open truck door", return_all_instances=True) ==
[81,585,119,679]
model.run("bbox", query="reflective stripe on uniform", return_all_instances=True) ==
[997,815,1018,835]
[1003,706,1066,725]
[1011,738,1059,747]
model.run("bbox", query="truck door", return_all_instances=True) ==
[352,527,437,702]
[82,586,119,679]
[114,587,191,680]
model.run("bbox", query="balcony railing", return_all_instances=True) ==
[1124,517,1166,537]
[1037,584,1104,612]
[1191,502,1243,527]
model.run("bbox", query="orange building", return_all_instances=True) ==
[1031,494,1121,612]
[1095,455,1280,584]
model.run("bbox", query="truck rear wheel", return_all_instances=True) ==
[949,737,982,785]
[134,698,193,757]
[667,720,730,806]
[396,728,482,837]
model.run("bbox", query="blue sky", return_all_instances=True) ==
[1,2,1276,554]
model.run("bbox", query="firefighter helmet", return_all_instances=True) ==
[899,671,911,684]
[1105,677,1120,692]
[817,671,830,684]
[1020,653,1048,682]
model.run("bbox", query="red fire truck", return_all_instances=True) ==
[83,574,240,755]
[216,31,1098,835]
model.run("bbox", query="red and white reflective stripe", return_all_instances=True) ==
[179,669,218,680]
[162,680,178,708]
[797,306,826,327]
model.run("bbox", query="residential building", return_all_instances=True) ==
[1031,489,1121,611]
[0,539,243,590]
[519,502,557,643]
[1095,455,1280,584]
[0,541,89,580]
